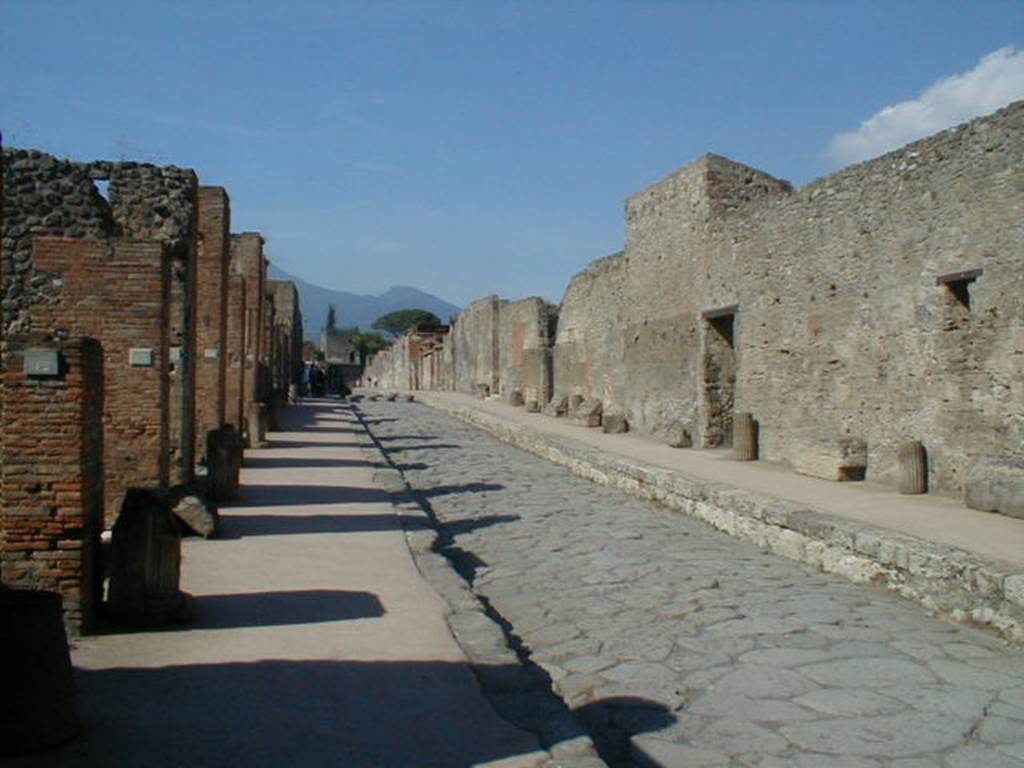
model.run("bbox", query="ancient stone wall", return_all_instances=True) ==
[450,295,501,396]
[605,101,1023,495]
[0,335,104,634]
[1,149,113,335]
[195,187,230,452]
[552,252,628,409]
[496,297,556,405]
[29,237,170,523]
[85,159,197,484]
[268,280,302,394]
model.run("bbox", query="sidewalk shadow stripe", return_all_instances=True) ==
[191,590,384,629]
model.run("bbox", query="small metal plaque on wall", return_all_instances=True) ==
[24,348,60,377]
[204,348,219,359]
[129,348,154,367]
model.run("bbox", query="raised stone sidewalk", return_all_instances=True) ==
[382,390,1024,646]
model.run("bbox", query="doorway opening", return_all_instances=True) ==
[701,306,738,448]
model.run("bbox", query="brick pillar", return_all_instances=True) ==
[230,233,265,442]
[30,237,170,525]
[224,273,246,431]
[195,187,230,457]
[167,241,197,485]
[1,335,104,635]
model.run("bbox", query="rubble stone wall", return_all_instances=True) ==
[268,280,302,394]
[0,335,104,634]
[30,237,170,523]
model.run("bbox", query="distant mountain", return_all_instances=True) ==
[268,265,462,339]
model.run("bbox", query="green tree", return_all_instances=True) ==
[348,328,389,362]
[372,308,441,336]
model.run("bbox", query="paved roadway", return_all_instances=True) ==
[360,399,1024,768]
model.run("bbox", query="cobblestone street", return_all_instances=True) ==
[360,400,1024,767]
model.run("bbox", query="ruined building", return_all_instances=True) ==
[0,147,303,632]
[365,100,1024,508]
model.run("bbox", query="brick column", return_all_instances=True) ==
[1,335,104,634]
[195,187,230,455]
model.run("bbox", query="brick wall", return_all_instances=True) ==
[195,187,230,453]
[30,237,169,523]
[1,335,104,634]
[224,273,246,431]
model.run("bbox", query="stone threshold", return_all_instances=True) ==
[409,391,1024,647]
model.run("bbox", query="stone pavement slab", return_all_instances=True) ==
[357,398,1024,767]
[11,399,555,768]
[401,390,1024,644]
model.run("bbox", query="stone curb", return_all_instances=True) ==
[348,404,607,768]
[412,392,1024,646]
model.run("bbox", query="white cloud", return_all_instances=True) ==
[826,46,1024,166]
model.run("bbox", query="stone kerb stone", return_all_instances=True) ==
[413,391,1024,645]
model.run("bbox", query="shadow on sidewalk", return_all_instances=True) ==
[16,659,676,768]
[191,589,384,629]
[242,456,381,469]
[220,512,518,539]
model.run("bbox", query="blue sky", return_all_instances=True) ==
[3,1,1023,309]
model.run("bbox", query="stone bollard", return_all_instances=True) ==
[0,589,80,756]
[106,489,191,627]
[898,440,928,494]
[525,400,540,413]
[733,412,759,461]
[247,402,269,448]
[206,425,242,501]
[509,389,525,407]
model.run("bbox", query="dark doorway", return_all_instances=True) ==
[701,306,737,448]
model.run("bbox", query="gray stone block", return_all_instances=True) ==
[965,457,1024,519]
[572,398,603,428]
[793,436,867,481]
[509,389,525,407]
[543,395,569,417]
[602,406,629,434]
[525,400,541,413]
[165,484,219,538]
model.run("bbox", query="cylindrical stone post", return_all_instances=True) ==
[733,412,758,461]
[0,590,80,756]
[898,440,928,494]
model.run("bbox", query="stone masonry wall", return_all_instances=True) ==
[450,295,501,396]
[614,102,1023,495]
[552,251,629,408]
[195,187,230,453]
[1,335,104,634]
[497,297,556,405]
[268,280,302,394]
[29,237,170,524]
